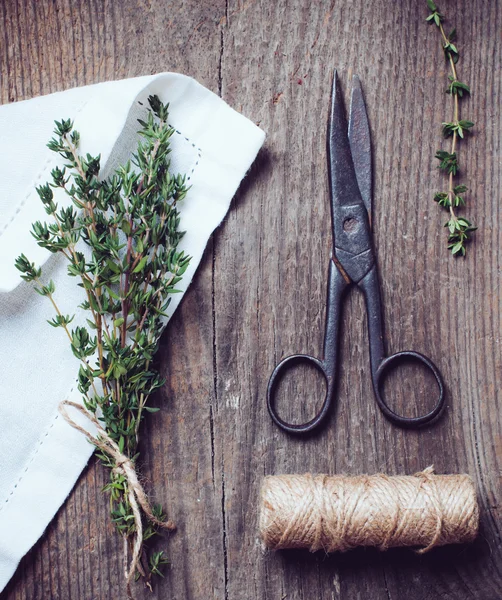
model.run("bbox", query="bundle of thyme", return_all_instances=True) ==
[426,0,476,256]
[15,95,190,597]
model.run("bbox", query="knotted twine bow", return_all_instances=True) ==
[59,399,175,598]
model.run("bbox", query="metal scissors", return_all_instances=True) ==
[267,70,445,434]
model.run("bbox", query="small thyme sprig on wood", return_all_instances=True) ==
[427,0,476,256]
[15,95,191,598]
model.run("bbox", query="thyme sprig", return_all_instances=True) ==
[427,0,476,256]
[15,95,191,597]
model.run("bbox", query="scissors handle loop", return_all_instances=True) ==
[361,266,446,427]
[267,261,347,434]
[373,350,444,427]
[267,354,334,434]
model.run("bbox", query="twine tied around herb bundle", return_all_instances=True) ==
[59,400,176,597]
[260,469,478,553]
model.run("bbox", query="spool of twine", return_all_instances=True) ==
[259,467,478,553]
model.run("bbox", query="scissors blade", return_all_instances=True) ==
[348,75,372,219]
[328,70,374,281]
[328,70,365,211]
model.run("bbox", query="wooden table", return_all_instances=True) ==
[2,1,501,598]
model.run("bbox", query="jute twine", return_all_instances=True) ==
[259,468,478,553]
[59,400,175,599]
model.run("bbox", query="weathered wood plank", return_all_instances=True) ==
[216,1,502,599]
[1,0,502,599]
[1,1,226,599]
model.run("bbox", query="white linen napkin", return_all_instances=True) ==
[0,72,265,591]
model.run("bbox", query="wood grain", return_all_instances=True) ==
[1,1,501,599]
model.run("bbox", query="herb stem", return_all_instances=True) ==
[37,278,100,398]
[62,135,99,231]
[437,22,459,222]
[50,210,109,393]
[427,0,476,255]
